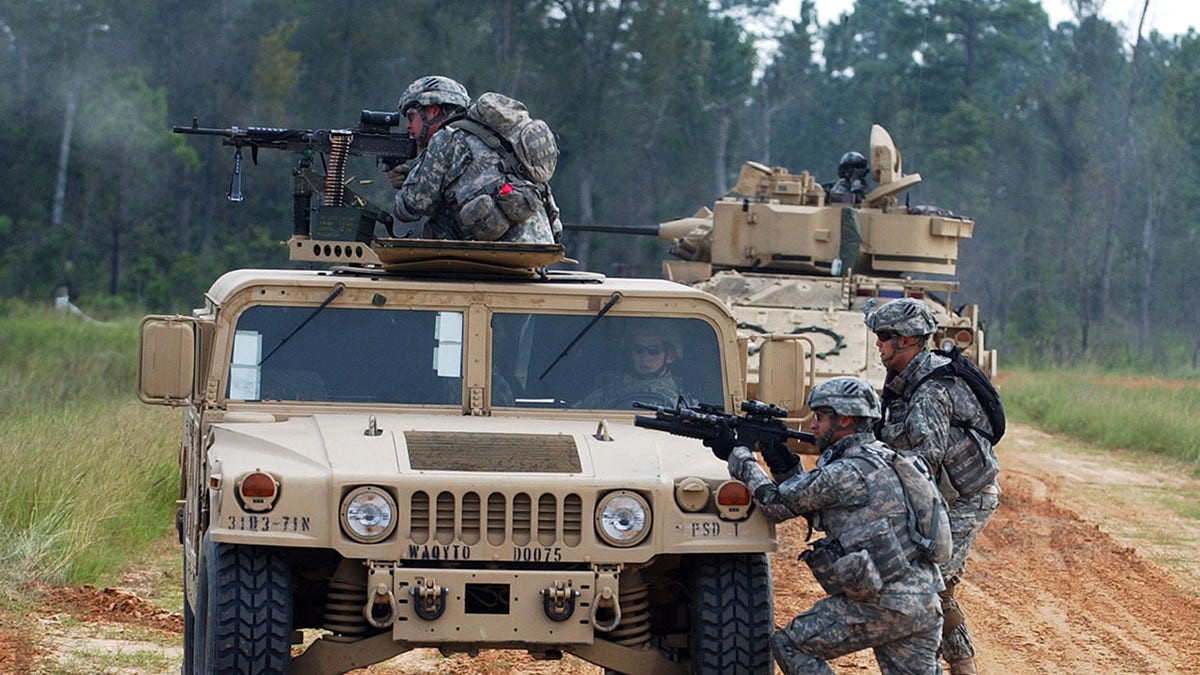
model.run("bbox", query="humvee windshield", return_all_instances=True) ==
[224,306,724,410]
[227,306,464,404]
[491,313,723,410]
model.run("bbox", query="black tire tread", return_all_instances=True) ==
[202,538,292,674]
[689,553,773,674]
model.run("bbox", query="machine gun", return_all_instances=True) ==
[634,399,814,473]
[174,110,418,241]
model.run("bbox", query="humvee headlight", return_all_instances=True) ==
[340,486,397,543]
[595,490,651,547]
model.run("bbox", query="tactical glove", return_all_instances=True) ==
[385,160,414,189]
[761,439,800,476]
[702,420,738,461]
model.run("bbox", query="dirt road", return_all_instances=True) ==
[4,421,1199,673]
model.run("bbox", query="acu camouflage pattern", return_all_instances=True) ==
[394,126,555,243]
[879,349,999,503]
[878,348,1000,668]
[573,369,686,409]
[938,488,999,663]
[865,298,938,337]
[727,432,943,674]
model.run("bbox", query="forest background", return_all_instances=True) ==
[2,0,1198,371]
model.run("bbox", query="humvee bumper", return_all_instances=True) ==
[391,567,600,643]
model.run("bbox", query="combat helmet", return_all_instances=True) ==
[837,151,869,181]
[864,298,937,337]
[806,376,881,420]
[398,75,470,114]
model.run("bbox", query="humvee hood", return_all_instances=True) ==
[211,413,715,479]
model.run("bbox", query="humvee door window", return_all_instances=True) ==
[491,314,723,410]
[229,306,463,404]
[229,331,263,400]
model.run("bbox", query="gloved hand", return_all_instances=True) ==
[761,439,800,476]
[384,161,412,189]
[702,420,738,461]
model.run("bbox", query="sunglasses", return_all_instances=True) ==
[875,330,899,342]
[630,344,664,356]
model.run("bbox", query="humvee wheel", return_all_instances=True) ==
[688,553,774,674]
[194,534,293,673]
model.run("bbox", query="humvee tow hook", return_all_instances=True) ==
[591,586,622,632]
[412,578,448,621]
[365,584,399,628]
[542,581,580,622]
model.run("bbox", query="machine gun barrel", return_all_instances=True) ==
[173,112,416,166]
[563,224,662,236]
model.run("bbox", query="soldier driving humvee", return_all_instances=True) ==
[574,321,689,409]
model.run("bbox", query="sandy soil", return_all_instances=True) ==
[3,421,1199,674]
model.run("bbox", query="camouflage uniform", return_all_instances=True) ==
[573,369,684,409]
[728,431,944,675]
[394,126,555,244]
[878,348,1000,666]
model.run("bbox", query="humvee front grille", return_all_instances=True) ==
[407,490,584,548]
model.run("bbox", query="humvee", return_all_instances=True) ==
[139,235,810,673]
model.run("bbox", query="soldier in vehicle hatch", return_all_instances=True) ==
[707,377,944,674]
[574,323,687,409]
[865,298,1001,675]
[384,75,555,243]
[825,151,872,204]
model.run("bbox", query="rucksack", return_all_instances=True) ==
[452,92,558,184]
[887,450,953,564]
[891,347,1005,445]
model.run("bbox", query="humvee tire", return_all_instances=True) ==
[194,535,292,673]
[688,553,774,674]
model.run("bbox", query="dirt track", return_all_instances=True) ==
[3,422,1199,674]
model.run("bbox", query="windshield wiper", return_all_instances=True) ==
[258,283,345,367]
[539,292,622,380]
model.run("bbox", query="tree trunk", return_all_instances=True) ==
[573,166,596,271]
[713,108,730,197]
[51,85,78,229]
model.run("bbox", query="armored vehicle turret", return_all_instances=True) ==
[572,125,996,416]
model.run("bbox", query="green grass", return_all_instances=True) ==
[998,369,1200,465]
[0,308,178,592]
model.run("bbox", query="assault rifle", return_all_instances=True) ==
[634,399,814,473]
[174,111,418,241]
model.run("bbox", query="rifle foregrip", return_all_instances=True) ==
[633,416,720,441]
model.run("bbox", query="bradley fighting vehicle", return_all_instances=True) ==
[572,124,997,423]
[138,115,813,673]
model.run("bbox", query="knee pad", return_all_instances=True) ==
[940,590,965,635]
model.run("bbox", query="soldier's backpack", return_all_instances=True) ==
[887,450,953,565]
[912,347,1005,444]
[452,92,558,184]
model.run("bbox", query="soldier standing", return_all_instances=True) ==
[865,298,1001,675]
[709,377,944,674]
[385,75,555,243]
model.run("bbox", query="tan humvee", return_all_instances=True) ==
[139,239,808,674]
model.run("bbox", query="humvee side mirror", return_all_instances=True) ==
[755,336,814,417]
[138,315,197,405]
